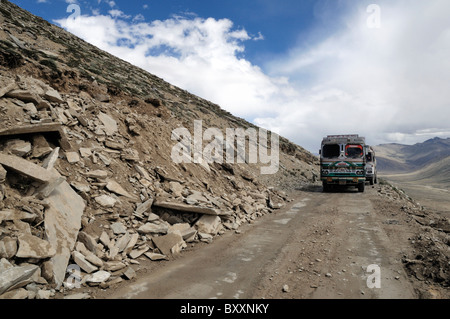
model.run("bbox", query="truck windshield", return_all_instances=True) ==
[346,145,363,158]
[322,144,340,158]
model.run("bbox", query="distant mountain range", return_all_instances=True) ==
[374,137,450,174]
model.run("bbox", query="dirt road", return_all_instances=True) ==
[100,184,423,300]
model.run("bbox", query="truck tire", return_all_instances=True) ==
[370,177,375,185]
[323,182,330,193]
[358,182,365,193]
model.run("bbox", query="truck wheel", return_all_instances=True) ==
[375,175,378,184]
[323,182,330,193]
[370,177,375,185]
[358,183,365,193]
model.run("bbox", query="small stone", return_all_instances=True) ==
[65,151,80,164]
[41,147,60,170]
[110,222,127,235]
[124,233,139,254]
[104,261,126,272]
[152,232,185,256]
[195,215,222,236]
[0,288,28,299]
[99,231,110,247]
[86,270,111,283]
[72,251,98,274]
[44,89,64,103]
[77,232,98,255]
[97,112,117,136]
[0,164,6,182]
[40,261,54,283]
[134,199,153,219]
[104,140,124,150]
[0,264,39,295]
[138,222,168,235]
[70,181,90,193]
[6,139,32,157]
[106,179,135,199]
[282,285,289,293]
[123,267,136,280]
[79,148,92,158]
[0,237,17,259]
[95,94,110,103]
[144,252,168,261]
[147,213,160,222]
[115,233,131,253]
[129,246,149,259]
[23,103,37,113]
[36,289,53,299]
[85,169,108,179]
[16,234,56,259]
[95,195,117,208]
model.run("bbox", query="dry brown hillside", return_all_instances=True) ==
[0,0,319,298]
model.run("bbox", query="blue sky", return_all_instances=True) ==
[11,0,321,64]
[8,0,450,153]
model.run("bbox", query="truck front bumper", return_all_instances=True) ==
[321,177,365,185]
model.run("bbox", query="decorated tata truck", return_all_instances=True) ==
[365,145,378,185]
[320,135,366,192]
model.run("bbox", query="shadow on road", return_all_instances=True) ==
[297,183,369,194]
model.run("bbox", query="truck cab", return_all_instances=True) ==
[365,146,377,185]
[320,135,366,192]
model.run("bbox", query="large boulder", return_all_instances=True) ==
[195,215,222,236]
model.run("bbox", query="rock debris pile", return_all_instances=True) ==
[0,73,293,299]
[376,182,449,292]
[0,0,318,299]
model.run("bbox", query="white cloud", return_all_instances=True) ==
[108,9,131,19]
[55,1,450,152]
[258,0,450,151]
[55,14,281,120]
[133,13,145,22]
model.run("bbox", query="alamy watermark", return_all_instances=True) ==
[366,264,381,289]
[367,4,381,29]
[66,4,81,20]
[171,120,280,175]
[65,264,81,289]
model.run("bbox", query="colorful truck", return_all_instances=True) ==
[320,135,366,192]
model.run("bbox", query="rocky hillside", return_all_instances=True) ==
[0,0,318,299]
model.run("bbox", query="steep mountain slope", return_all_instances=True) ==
[0,0,318,298]
[384,156,450,186]
[375,137,450,173]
